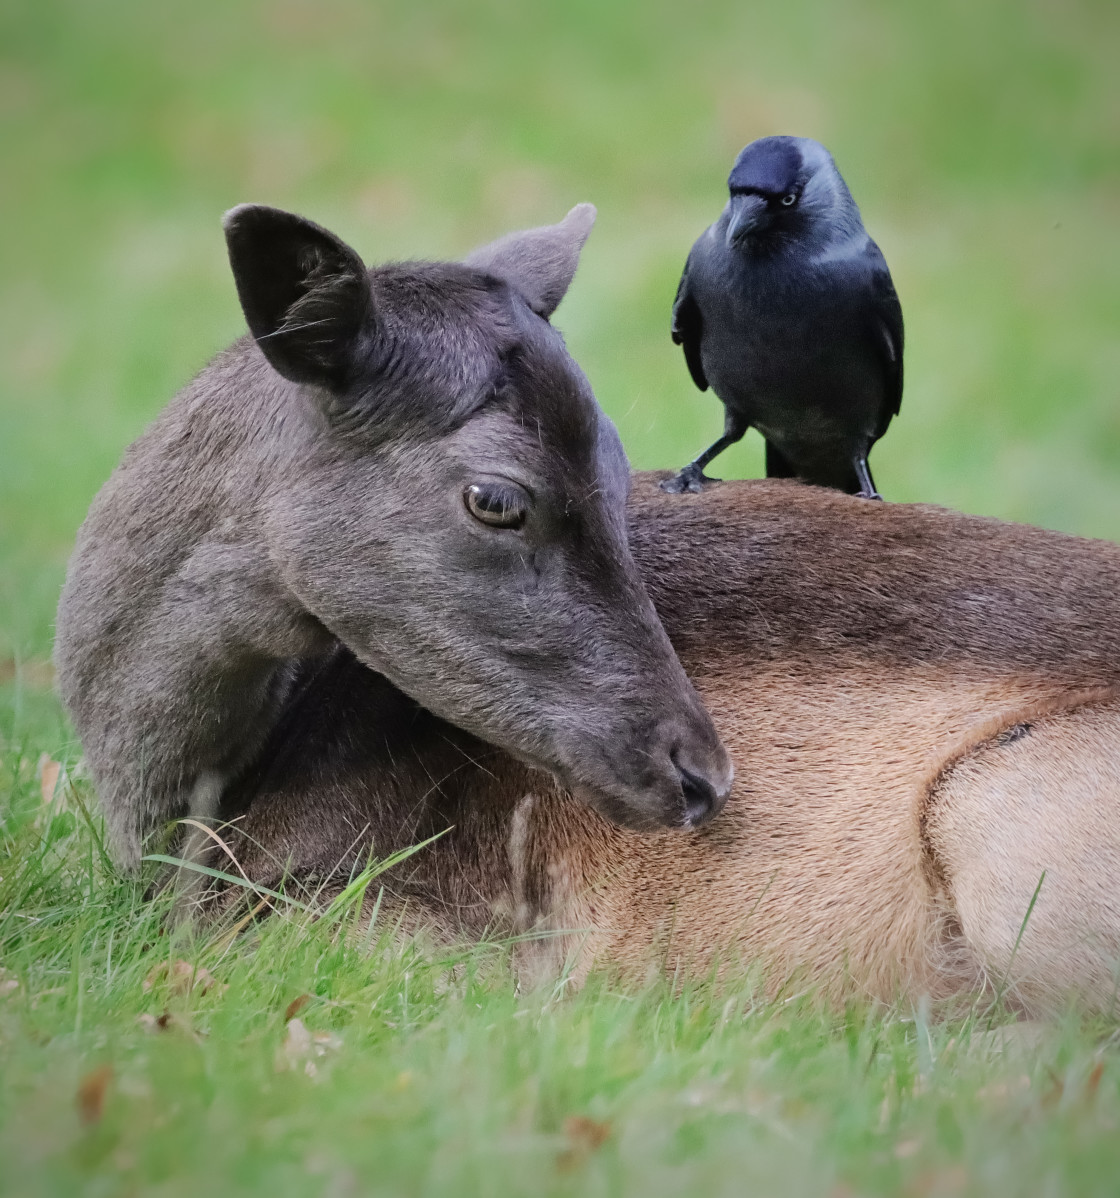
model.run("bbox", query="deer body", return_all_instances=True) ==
[224,477,1120,1015]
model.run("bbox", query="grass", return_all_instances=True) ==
[2,0,1120,1192]
[4,769,1120,1198]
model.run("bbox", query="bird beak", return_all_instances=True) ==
[726,193,769,246]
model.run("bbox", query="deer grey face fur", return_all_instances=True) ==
[55,203,732,869]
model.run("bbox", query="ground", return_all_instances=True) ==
[2,0,1120,1193]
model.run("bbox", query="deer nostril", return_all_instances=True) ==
[674,760,724,828]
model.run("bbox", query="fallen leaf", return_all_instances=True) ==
[137,1011,174,1033]
[77,1065,113,1125]
[284,994,312,1022]
[557,1115,612,1170]
[284,1016,313,1062]
[38,755,62,804]
[143,960,226,996]
[564,1115,612,1151]
[277,1017,342,1077]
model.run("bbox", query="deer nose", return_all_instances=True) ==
[672,751,734,828]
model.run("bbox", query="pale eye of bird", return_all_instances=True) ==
[781,193,798,206]
[464,482,528,530]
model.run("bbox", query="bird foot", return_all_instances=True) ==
[857,488,883,501]
[660,464,721,495]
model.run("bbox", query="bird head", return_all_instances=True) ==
[723,136,862,250]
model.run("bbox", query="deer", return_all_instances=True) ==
[215,475,1120,1018]
[54,204,733,874]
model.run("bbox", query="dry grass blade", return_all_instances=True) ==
[37,754,62,804]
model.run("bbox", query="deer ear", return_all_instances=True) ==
[223,204,374,389]
[463,203,596,319]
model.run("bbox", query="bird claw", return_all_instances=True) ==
[660,465,720,495]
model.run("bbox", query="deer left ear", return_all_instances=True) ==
[463,203,596,319]
[223,204,375,390]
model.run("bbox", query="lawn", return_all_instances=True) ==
[2,0,1120,1193]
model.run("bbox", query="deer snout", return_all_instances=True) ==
[560,689,734,833]
[670,739,734,828]
[674,756,731,827]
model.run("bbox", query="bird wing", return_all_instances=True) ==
[865,240,904,428]
[671,253,708,392]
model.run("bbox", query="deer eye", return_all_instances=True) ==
[464,482,528,530]
[781,193,798,206]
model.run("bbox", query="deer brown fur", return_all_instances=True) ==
[219,474,1120,1016]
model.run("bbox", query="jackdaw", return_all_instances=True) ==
[661,135,903,497]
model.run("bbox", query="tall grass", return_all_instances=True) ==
[4,763,1120,1196]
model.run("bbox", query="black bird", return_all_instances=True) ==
[661,136,903,497]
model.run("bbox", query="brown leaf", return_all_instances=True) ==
[38,755,62,804]
[557,1115,612,1170]
[570,1111,613,1150]
[284,993,312,1022]
[143,960,225,996]
[1086,1060,1104,1101]
[137,1011,174,1033]
[77,1065,113,1125]
[564,1115,612,1151]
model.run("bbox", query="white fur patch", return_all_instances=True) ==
[188,769,225,821]
[508,793,536,930]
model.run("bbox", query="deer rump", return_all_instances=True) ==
[221,476,1120,1016]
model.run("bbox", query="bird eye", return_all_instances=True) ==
[464,482,528,530]
[781,193,798,206]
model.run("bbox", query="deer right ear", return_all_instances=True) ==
[223,204,374,390]
[464,203,596,319]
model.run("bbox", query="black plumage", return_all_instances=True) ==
[662,136,904,497]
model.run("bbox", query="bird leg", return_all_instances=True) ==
[764,440,797,480]
[660,417,748,495]
[853,455,882,500]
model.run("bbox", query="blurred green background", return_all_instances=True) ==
[2,0,1118,677]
